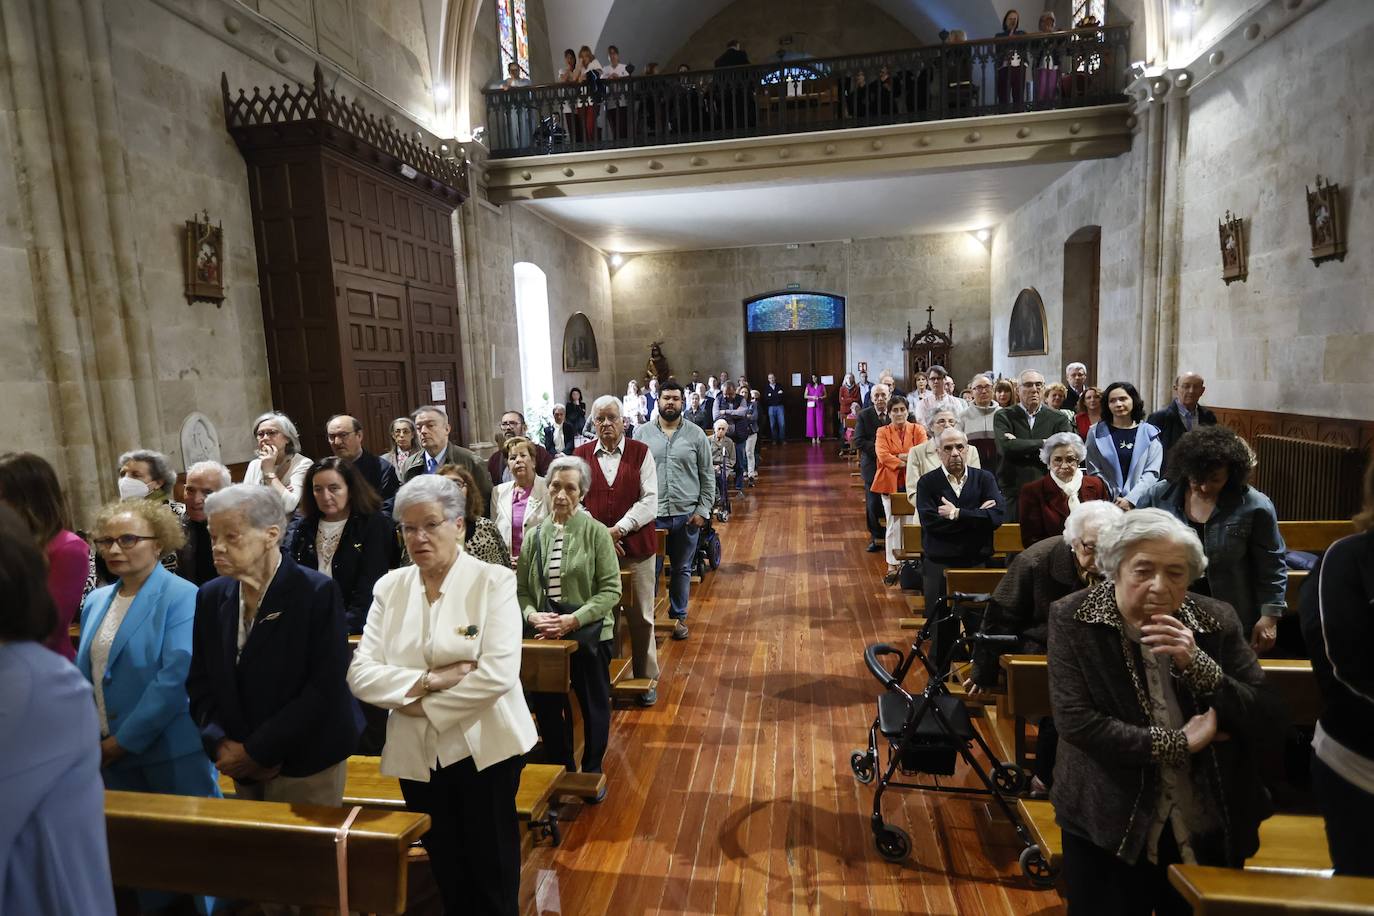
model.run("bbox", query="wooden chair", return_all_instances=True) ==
[105,790,428,913]
[1168,864,1374,914]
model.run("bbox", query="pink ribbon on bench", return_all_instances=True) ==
[335,804,363,915]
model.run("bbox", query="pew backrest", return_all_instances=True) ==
[1277,520,1356,554]
[1168,864,1373,914]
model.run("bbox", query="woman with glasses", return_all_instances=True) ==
[76,499,220,912]
[348,475,536,915]
[1018,432,1111,548]
[243,410,313,513]
[383,417,419,471]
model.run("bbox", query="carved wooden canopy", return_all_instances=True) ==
[221,64,468,206]
[902,306,954,385]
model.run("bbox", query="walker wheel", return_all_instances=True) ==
[1019,845,1057,888]
[993,763,1027,795]
[850,751,875,785]
[874,824,911,862]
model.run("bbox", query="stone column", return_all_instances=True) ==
[0,0,164,524]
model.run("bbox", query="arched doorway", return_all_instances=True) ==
[742,291,846,440]
[1061,226,1101,382]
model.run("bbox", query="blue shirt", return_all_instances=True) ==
[1174,399,1197,431]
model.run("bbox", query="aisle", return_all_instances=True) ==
[518,442,1066,915]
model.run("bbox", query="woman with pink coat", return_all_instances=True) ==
[804,373,827,445]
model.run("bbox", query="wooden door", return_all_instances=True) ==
[353,361,408,456]
[745,330,847,440]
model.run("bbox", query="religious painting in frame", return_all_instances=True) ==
[1008,287,1048,356]
[1306,176,1346,266]
[744,291,845,332]
[1218,210,1248,285]
[562,311,599,371]
[184,210,225,304]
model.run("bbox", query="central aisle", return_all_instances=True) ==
[518,443,1066,915]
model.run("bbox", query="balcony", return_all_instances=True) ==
[483,26,1131,160]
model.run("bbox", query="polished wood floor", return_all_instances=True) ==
[518,443,1068,915]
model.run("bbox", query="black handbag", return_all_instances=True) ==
[524,528,604,653]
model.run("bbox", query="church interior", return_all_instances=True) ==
[3,0,1374,913]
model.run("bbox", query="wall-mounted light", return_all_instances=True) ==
[434,84,451,103]
[609,252,625,268]
[975,228,991,242]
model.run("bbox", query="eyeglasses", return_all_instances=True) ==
[1077,541,1097,554]
[94,534,157,552]
[400,520,450,541]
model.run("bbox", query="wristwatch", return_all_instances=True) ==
[422,670,434,692]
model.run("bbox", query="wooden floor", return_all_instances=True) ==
[518,443,1068,915]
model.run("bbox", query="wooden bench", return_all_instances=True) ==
[1278,520,1356,553]
[1168,864,1374,914]
[106,789,428,913]
[612,566,656,701]
[897,520,1023,563]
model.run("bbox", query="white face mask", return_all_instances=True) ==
[118,476,151,501]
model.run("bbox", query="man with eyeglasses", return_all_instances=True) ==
[400,405,494,512]
[962,374,1001,472]
[993,370,1072,521]
[326,414,399,511]
[487,411,553,484]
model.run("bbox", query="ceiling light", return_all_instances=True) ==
[976,228,991,242]
[610,253,624,267]
[434,84,451,103]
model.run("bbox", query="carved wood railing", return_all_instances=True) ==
[221,64,467,201]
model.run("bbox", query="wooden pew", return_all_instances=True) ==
[1278,520,1356,553]
[518,638,608,801]
[613,566,657,701]
[106,789,428,913]
[1168,864,1374,914]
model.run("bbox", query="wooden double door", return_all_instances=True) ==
[744,330,846,440]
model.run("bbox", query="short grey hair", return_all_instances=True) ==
[552,403,566,414]
[1065,361,1087,375]
[969,374,992,388]
[589,394,621,417]
[1063,500,1124,546]
[1039,431,1087,466]
[204,483,288,531]
[252,411,301,456]
[1018,369,1045,384]
[117,449,177,494]
[392,475,465,523]
[546,455,592,495]
[411,404,449,423]
[927,408,962,434]
[186,460,231,489]
[1096,507,1208,583]
[937,426,968,447]
[871,382,891,396]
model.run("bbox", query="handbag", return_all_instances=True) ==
[523,526,604,653]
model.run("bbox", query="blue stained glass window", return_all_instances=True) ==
[745,293,845,332]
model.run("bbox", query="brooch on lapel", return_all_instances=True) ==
[258,612,282,623]
[457,625,479,639]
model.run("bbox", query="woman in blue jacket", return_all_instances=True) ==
[1085,380,1163,509]
[77,499,220,912]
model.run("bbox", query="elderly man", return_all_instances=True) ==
[855,382,892,552]
[177,460,231,585]
[1063,362,1089,411]
[542,404,578,456]
[574,396,661,704]
[634,380,714,641]
[488,410,554,483]
[1147,371,1217,471]
[915,428,1005,623]
[717,381,751,494]
[993,370,1073,521]
[401,405,493,510]
[963,374,1000,471]
[187,484,360,805]
[326,414,399,509]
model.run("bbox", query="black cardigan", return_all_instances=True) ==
[1301,530,1374,760]
[283,512,394,633]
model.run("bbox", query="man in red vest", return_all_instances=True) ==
[575,394,662,706]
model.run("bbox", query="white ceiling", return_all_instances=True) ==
[522,161,1075,253]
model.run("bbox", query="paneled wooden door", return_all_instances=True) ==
[745,330,846,439]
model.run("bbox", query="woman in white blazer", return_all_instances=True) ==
[489,437,548,563]
[348,475,536,916]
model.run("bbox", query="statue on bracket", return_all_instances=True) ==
[645,341,670,381]
[1306,176,1345,266]
[1218,210,1248,285]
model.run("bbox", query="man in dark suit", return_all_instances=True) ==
[1146,371,1216,473]
[326,414,399,511]
[915,428,1006,615]
[187,484,361,804]
[488,410,554,484]
[993,370,1072,521]
[855,383,892,552]
[541,403,578,455]
[714,39,749,68]
[1062,361,1088,411]
[401,405,494,512]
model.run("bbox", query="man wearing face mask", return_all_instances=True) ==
[176,461,231,586]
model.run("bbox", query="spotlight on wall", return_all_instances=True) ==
[976,228,991,242]
[434,84,451,103]
[609,252,625,268]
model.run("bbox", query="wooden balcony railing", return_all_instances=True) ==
[483,26,1131,158]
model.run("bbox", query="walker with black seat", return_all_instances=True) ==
[850,592,1056,887]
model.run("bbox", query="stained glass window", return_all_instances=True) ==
[1072,0,1105,26]
[498,0,529,79]
[745,293,845,333]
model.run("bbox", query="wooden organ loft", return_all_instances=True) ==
[903,306,954,390]
[222,66,470,460]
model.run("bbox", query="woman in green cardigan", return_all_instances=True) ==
[517,456,621,792]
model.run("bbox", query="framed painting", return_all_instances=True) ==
[562,311,599,371]
[184,211,225,304]
[1008,288,1048,356]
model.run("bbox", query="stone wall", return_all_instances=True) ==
[664,0,926,72]
[609,233,990,391]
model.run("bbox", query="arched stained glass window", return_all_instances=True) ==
[498,0,529,78]
[745,292,845,333]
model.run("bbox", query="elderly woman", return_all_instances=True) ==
[517,456,621,789]
[283,457,394,634]
[0,505,117,916]
[906,407,981,483]
[116,449,183,514]
[1018,432,1111,547]
[1086,381,1164,509]
[383,416,418,470]
[1048,508,1281,913]
[1135,426,1288,654]
[77,499,219,913]
[1044,383,1077,422]
[347,476,536,915]
[243,410,313,513]
[187,484,359,805]
[490,437,548,562]
[874,396,927,584]
[435,465,511,567]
